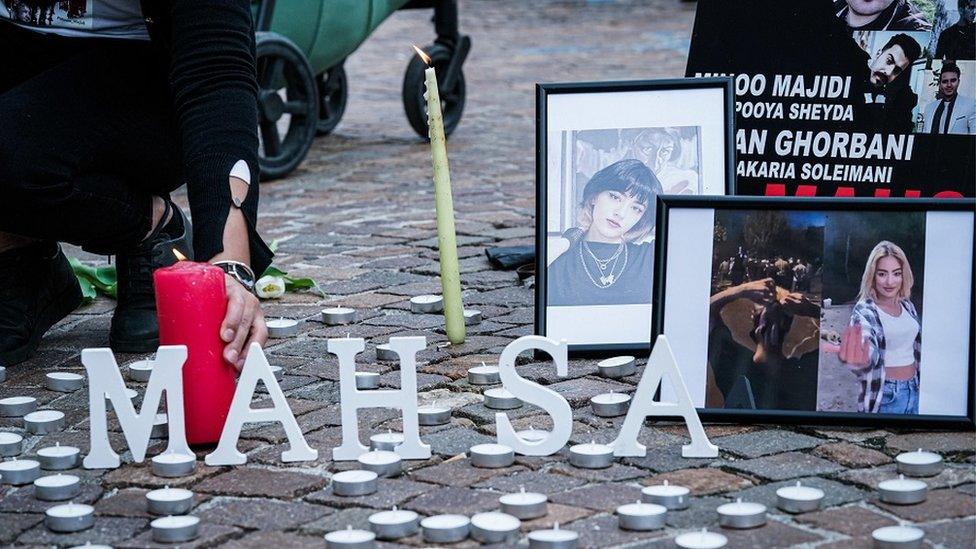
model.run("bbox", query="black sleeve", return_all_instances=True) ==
[166,0,273,274]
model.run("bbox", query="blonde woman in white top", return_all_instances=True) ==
[839,241,921,414]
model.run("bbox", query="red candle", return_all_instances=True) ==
[154,260,235,445]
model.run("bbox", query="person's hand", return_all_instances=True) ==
[219,274,267,371]
[838,323,870,366]
[735,278,776,304]
[781,292,819,317]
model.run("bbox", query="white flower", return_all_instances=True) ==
[255,275,286,299]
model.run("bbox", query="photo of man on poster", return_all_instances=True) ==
[863,33,924,133]
[921,63,976,133]
[835,0,932,31]
[935,0,976,59]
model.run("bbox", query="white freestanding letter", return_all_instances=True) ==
[82,346,191,469]
[611,336,718,458]
[329,336,431,461]
[205,343,317,466]
[495,335,571,456]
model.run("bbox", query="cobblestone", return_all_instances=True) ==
[195,468,328,498]
[725,451,845,481]
[794,506,897,537]
[714,429,823,458]
[813,441,892,468]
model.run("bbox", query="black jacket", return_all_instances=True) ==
[142,0,273,274]
[833,0,931,31]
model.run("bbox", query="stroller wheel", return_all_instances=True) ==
[402,43,466,139]
[316,62,348,136]
[255,32,319,181]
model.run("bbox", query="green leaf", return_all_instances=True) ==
[261,266,289,278]
[69,257,117,300]
[77,276,97,303]
[269,239,280,253]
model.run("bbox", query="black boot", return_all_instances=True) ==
[0,242,83,365]
[110,201,193,353]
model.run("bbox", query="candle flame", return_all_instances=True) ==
[172,248,187,261]
[412,44,431,66]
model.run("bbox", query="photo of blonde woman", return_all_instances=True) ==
[835,241,922,414]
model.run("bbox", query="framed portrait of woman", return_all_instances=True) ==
[654,196,976,428]
[535,78,735,354]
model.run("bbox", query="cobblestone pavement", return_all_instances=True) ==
[5,1,975,547]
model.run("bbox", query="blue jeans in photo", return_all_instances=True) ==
[878,377,919,415]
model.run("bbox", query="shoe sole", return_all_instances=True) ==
[0,281,83,366]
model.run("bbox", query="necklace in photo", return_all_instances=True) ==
[583,240,624,272]
[579,241,628,288]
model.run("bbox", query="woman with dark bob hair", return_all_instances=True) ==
[548,159,662,306]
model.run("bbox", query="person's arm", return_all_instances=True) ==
[709,278,775,328]
[167,0,274,368]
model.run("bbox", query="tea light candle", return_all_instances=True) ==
[776,481,824,513]
[484,387,521,410]
[717,498,766,529]
[0,432,23,457]
[325,525,376,549]
[37,442,80,470]
[468,362,500,385]
[0,396,37,417]
[470,511,521,544]
[515,425,549,444]
[569,441,615,469]
[421,514,470,543]
[127,359,154,382]
[357,450,402,478]
[590,391,631,417]
[45,372,85,392]
[375,344,398,362]
[872,525,924,549]
[598,356,636,378]
[0,457,40,485]
[146,486,194,515]
[470,443,515,468]
[267,318,300,338]
[369,430,403,451]
[322,307,357,325]
[675,528,728,549]
[463,309,482,326]
[24,410,65,434]
[642,480,690,510]
[368,506,419,540]
[617,500,667,531]
[106,387,138,409]
[878,474,927,504]
[418,404,451,426]
[499,486,548,519]
[332,470,378,496]
[528,522,578,549]
[896,449,944,477]
[150,451,196,478]
[34,473,81,501]
[410,294,443,314]
[355,372,380,390]
[151,413,168,439]
[45,502,94,533]
[151,515,200,543]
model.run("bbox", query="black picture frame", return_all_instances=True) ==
[535,77,737,356]
[653,195,976,429]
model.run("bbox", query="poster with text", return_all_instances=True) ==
[686,0,975,198]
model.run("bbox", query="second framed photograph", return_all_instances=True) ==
[654,196,975,428]
[535,78,735,354]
